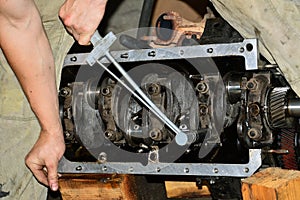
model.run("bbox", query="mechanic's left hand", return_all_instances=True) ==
[25,128,65,191]
[59,0,108,45]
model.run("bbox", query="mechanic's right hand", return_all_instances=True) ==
[59,0,108,45]
[25,128,65,191]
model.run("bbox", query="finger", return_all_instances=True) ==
[78,33,92,46]
[46,163,59,191]
[30,167,49,186]
[25,157,49,186]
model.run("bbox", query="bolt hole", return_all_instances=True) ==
[102,166,107,171]
[70,56,77,62]
[246,43,253,52]
[148,51,156,57]
[207,48,213,53]
[244,167,249,173]
[120,53,129,59]
[184,168,189,173]
[129,167,134,172]
[179,124,187,130]
[76,166,82,171]
[213,168,219,173]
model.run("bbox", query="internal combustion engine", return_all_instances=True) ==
[58,15,300,199]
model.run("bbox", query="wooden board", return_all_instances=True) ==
[242,167,300,200]
[59,168,300,199]
[58,174,213,199]
[59,174,138,200]
[165,181,211,198]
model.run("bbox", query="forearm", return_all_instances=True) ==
[0,0,61,134]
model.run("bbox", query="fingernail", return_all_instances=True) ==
[51,183,58,191]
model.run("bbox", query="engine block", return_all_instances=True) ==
[58,38,296,177]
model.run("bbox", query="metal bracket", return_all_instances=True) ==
[59,149,261,177]
[64,39,258,70]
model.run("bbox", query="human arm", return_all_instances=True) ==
[59,0,108,45]
[0,0,64,191]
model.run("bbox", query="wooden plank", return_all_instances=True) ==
[165,181,211,199]
[59,174,138,200]
[242,167,300,200]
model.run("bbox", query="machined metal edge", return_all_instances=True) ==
[63,39,258,70]
[58,149,261,177]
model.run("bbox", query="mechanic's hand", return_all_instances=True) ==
[25,128,65,191]
[59,0,108,45]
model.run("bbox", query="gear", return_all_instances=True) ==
[268,87,293,128]
[277,129,299,170]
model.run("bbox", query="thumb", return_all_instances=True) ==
[47,163,59,191]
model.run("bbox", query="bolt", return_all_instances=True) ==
[196,82,208,93]
[148,51,156,57]
[147,83,161,95]
[246,80,257,90]
[249,130,256,137]
[64,131,71,138]
[149,129,162,140]
[104,130,116,141]
[249,103,260,117]
[184,168,190,173]
[98,152,107,163]
[213,168,219,173]
[129,167,134,172]
[101,86,111,96]
[60,87,71,97]
[244,167,249,173]
[248,128,262,140]
[138,149,144,153]
[199,105,208,116]
[207,48,213,53]
[103,109,110,117]
[70,56,77,62]
[179,124,188,130]
[149,152,157,161]
[76,166,82,171]
[102,166,107,172]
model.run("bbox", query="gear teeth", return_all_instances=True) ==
[280,129,298,170]
[269,87,289,128]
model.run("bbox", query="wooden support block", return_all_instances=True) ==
[59,174,138,200]
[242,167,300,200]
[165,181,211,199]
